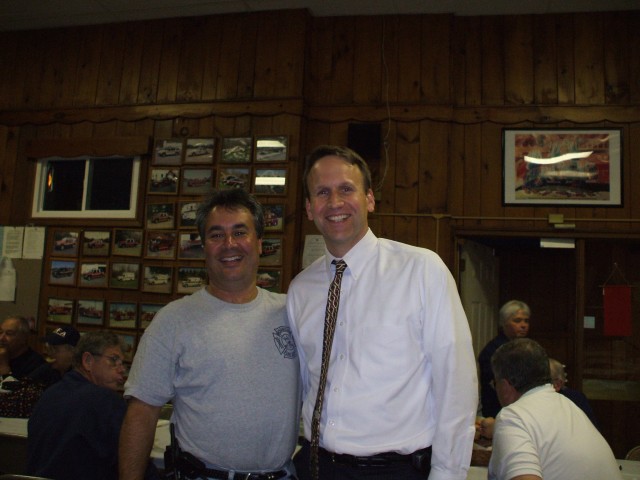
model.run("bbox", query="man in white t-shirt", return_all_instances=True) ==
[488,338,622,480]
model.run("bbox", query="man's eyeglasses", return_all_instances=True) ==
[92,353,124,367]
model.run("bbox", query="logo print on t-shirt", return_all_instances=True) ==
[273,326,297,359]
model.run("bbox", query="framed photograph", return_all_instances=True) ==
[179,201,199,228]
[76,299,105,326]
[145,231,177,259]
[51,229,79,257]
[110,262,140,289]
[142,265,173,294]
[181,167,214,196]
[263,204,285,232]
[82,230,111,256]
[217,167,250,191]
[255,135,288,162]
[176,266,207,294]
[140,303,164,329]
[148,167,179,195]
[146,202,175,230]
[178,232,204,259]
[254,168,287,195]
[153,138,183,166]
[108,301,137,329]
[503,128,622,206]
[113,229,143,257]
[259,237,283,266]
[78,262,108,288]
[220,137,252,164]
[47,297,73,324]
[185,138,215,164]
[256,269,282,293]
[49,259,77,286]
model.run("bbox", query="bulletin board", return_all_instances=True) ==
[0,259,43,326]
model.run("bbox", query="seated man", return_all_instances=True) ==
[549,358,599,429]
[488,338,621,480]
[27,331,158,480]
[0,326,80,418]
[0,315,47,386]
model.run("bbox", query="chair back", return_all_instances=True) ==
[626,445,640,461]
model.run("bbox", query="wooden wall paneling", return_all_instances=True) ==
[212,116,237,138]
[236,14,260,99]
[603,12,630,104]
[137,21,164,104]
[461,124,483,221]
[376,122,397,242]
[421,15,452,104]
[254,13,282,98]
[118,23,145,105]
[395,16,422,103]
[276,11,307,98]
[20,31,49,109]
[393,122,419,246]
[629,124,640,219]
[156,18,184,103]
[69,122,95,139]
[72,25,104,107]
[555,14,575,104]
[462,17,483,106]
[418,120,449,214]
[450,17,467,106]
[35,30,68,108]
[0,126,17,224]
[479,123,505,228]
[352,16,383,105]
[0,33,20,110]
[304,18,334,104]
[379,17,400,105]
[215,15,245,100]
[504,15,533,105]
[233,116,253,137]
[447,124,466,215]
[481,16,505,105]
[630,12,640,104]
[200,16,224,101]
[95,24,126,106]
[532,16,558,104]
[153,119,175,139]
[574,13,604,105]
[174,118,200,139]
[175,17,208,102]
[329,18,356,105]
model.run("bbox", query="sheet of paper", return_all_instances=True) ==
[1,226,25,259]
[302,234,326,269]
[22,226,46,259]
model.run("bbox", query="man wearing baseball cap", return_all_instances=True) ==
[40,326,80,383]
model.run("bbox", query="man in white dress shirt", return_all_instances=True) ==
[287,145,478,480]
[488,338,622,480]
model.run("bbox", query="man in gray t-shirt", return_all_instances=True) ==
[119,190,300,480]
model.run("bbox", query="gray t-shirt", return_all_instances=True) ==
[125,287,301,472]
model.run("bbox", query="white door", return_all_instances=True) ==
[458,239,500,358]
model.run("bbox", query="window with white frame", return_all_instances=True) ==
[32,156,141,219]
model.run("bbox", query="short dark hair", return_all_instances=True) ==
[195,189,265,240]
[303,145,373,200]
[72,331,122,369]
[491,338,551,394]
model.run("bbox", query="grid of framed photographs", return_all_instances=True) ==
[44,134,289,362]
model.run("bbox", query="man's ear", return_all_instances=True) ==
[81,351,93,370]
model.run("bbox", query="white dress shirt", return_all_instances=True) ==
[287,229,478,480]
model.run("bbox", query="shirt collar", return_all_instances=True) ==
[323,228,377,281]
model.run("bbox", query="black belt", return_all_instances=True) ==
[198,467,289,480]
[315,443,429,468]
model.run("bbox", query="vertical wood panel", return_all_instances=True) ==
[462,124,482,218]
[481,16,505,105]
[464,17,483,106]
[119,23,145,105]
[394,122,419,245]
[20,31,48,108]
[353,16,383,104]
[450,17,467,106]
[304,18,334,104]
[330,18,356,104]
[200,16,224,101]
[395,16,422,102]
[254,13,280,98]
[533,16,558,104]
[556,14,575,104]
[480,123,504,225]
[421,15,451,103]
[237,14,260,99]
[377,123,397,241]
[630,12,640,103]
[603,12,630,104]
[419,120,449,213]
[35,31,66,108]
[95,24,126,106]
[574,13,604,104]
[215,15,244,99]
[0,33,19,109]
[275,10,307,98]
[176,17,207,102]
[448,124,466,215]
[381,17,400,104]
[156,18,183,103]
[72,26,104,107]
[504,15,533,105]
[137,21,164,104]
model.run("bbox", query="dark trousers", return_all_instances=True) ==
[293,442,429,480]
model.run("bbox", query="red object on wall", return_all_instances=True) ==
[603,285,632,336]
